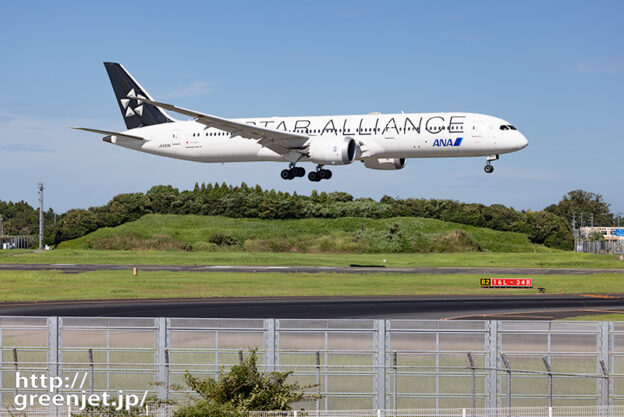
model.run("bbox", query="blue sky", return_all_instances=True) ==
[1,1,623,216]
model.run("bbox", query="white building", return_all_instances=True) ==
[579,226,624,241]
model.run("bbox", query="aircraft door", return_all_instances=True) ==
[472,120,483,147]
[171,129,181,154]
[472,120,482,138]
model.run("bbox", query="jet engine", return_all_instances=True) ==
[363,158,407,170]
[307,137,357,165]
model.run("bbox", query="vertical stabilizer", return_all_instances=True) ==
[104,62,174,130]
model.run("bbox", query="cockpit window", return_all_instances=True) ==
[499,125,509,130]
[508,125,517,130]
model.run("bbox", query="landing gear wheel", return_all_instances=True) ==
[319,169,330,179]
[281,169,294,180]
[295,167,306,177]
[308,171,320,182]
[324,169,332,179]
[484,164,494,174]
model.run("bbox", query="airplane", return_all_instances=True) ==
[74,63,528,181]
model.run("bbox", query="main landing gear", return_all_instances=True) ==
[280,163,306,180]
[484,154,499,174]
[308,165,332,182]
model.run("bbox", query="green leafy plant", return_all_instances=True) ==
[174,349,319,416]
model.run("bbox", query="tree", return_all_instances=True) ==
[545,190,614,227]
[174,349,318,416]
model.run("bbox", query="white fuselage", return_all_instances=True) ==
[109,112,528,165]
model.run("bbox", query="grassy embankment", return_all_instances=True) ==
[60,214,551,253]
[1,214,623,268]
[0,270,622,302]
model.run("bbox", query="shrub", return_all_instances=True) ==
[208,233,241,247]
[192,241,219,251]
[432,229,482,252]
[173,349,318,415]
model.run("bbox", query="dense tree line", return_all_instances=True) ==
[4,184,613,251]
[0,200,56,236]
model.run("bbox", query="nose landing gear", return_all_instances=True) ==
[483,154,499,174]
[280,164,306,180]
[308,165,332,182]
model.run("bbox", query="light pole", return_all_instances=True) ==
[37,183,44,250]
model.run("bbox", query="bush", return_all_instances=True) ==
[432,229,482,252]
[174,349,318,415]
[86,233,190,251]
[192,241,219,252]
[208,233,241,247]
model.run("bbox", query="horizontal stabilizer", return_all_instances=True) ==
[71,127,146,142]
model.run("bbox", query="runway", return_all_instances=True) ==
[1,294,624,320]
[1,263,623,275]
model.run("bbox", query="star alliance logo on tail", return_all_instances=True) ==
[433,137,463,147]
[120,89,146,118]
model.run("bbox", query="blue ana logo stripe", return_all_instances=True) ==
[433,137,463,147]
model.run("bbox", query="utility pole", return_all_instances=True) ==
[37,183,44,250]
[591,213,594,228]
[0,214,4,236]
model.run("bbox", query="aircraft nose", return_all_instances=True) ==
[518,133,528,150]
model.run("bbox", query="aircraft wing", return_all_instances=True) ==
[71,127,146,141]
[138,97,308,155]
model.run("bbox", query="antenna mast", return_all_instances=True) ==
[37,183,44,249]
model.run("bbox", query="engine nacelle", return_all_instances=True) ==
[363,158,407,170]
[307,137,357,165]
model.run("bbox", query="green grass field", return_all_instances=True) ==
[58,214,555,253]
[1,249,623,268]
[563,313,624,321]
[0,270,622,302]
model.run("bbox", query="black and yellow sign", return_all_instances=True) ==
[480,278,533,288]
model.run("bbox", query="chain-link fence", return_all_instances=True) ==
[2,318,624,411]
[575,239,624,255]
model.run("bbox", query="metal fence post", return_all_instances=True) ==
[393,351,398,410]
[88,348,94,394]
[501,353,512,416]
[486,320,499,409]
[599,360,609,408]
[13,348,18,396]
[0,323,3,406]
[264,319,276,373]
[467,352,476,410]
[316,351,321,413]
[542,355,553,407]
[155,317,167,400]
[375,319,387,411]
[47,316,60,417]
[599,321,610,407]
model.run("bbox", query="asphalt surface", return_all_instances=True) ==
[2,263,624,275]
[1,294,623,320]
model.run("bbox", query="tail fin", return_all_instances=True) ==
[104,62,175,130]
